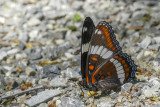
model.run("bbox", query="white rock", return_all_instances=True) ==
[149,78,160,89]
[0,16,5,24]
[138,36,151,49]
[136,50,144,59]
[50,76,67,87]
[27,18,41,26]
[152,61,160,72]
[0,51,7,60]
[65,53,74,58]
[153,37,160,44]
[7,48,19,55]
[56,39,64,45]
[25,67,36,76]
[56,100,61,106]
[62,68,81,79]
[144,50,154,57]
[29,30,39,41]
[142,86,157,98]
[97,100,115,107]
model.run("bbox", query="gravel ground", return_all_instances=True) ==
[0,0,160,107]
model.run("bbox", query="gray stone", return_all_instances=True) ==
[149,78,160,90]
[28,49,42,60]
[131,88,141,97]
[60,97,84,107]
[110,92,119,99]
[148,44,160,51]
[121,83,133,94]
[132,100,145,107]
[18,41,25,50]
[152,61,160,72]
[37,103,47,107]
[71,1,83,10]
[142,86,157,98]
[130,2,147,11]
[29,30,39,41]
[43,11,66,20]
[138,36,151,49]
[153,37,160,44]
[19,32,29,43]
[136,50,144,59]
[0,51,7,61]
[132,10,148,20]
[62,68,81,80]
[7,48,19,55]
[25,67,36,76]
[43,65,60,78]
[27,17,41,26]
[97,100,115,107]
[24,89,62,107]
[50,76,67,87]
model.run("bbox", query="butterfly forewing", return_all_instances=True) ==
[86,21,122,84]
[81,17,95,79]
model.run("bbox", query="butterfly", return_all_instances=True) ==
[80,17,137,91]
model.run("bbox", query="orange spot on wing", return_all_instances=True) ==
[118,57,123,61]
[99,70,102,75]
[126,73,129,77]
[89,65,94,71]
[91,57,98,61]
[112,47,116,51]
[125,68,130,72]
[100,75,105,79]
[121,60,126,64]
[124,64,128,68]
[114,56,119,59]
[107,72,112,76]
[80,81,83,86]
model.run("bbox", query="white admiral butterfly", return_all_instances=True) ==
[80,17,137,91]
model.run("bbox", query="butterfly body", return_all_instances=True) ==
[80,17,137,91]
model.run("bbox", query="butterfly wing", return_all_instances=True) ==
[98,52,137,90]
[85,21,122,85]
[81,17,95,79]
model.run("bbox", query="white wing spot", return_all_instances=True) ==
[92,45,99,54]
[100,48,108,57]
[116,66,123,71]
[95,29,98,34]
[97,30,102,35]
[110,58,115,62]
[113,60,118,65]
[117,69,124,74]
[91,46,95,54]
[96,46,103,55]
[118,73,125,78]
[83,27,87,32]
[115,63,121,68]
[102,51,113,59]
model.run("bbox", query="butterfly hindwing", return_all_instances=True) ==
[97,52,137,90]
[81,17,95,79]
